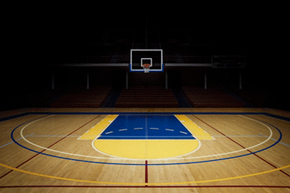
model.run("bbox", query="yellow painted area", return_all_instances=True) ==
[175,115,214,140]
[93,139,199,159]
[79,115,118,140]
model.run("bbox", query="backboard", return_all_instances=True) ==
[211,55,245,68]
[130,49,164,72]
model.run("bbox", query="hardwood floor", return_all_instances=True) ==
[0,108,289,192]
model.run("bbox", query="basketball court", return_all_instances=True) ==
[0,108,289,192]
[2,15,289,193]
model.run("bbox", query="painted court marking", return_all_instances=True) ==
[175,115,214,140]
[0,136,28,149]
[78,115,118,140]
[14,118,281,166]
[92,139,200,160]
[18,114,274,161]
[0,162,289,185]
[1,113,289,186]
[90,114,200,159]
[2,113,290,182]
[0,185,289,189]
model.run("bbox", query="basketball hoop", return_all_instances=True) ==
[142,63,151,73]
[130,49,163,73]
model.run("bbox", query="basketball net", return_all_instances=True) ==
[142,64,151,73]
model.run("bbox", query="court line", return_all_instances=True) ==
[90,137,197,139]
[1,115,100,179]
[145,160,148,185]
[213,134,264,138]
[20,115,201,161]
[20,116,114,160]
[89,114,272,160]
[2,115,288,184]
[174,118,202,159]
[18,114,275,162]
[29,135,81,137]
[28,133,280,139]
[79,115,118,140]
[145,115,148,139]
[0,162,289,185]
[193,115,290,177]
[0,136,29,148]
[0,116,51,179]
[1,185,290,189]
[175,115,214,140]
[259,133,290,148]
[2,112,290,123]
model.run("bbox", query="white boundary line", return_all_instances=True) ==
[20,115,114,160]
[19,114,273,161]
[173,115,202,159]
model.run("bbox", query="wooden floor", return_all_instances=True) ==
[0,108,289,192]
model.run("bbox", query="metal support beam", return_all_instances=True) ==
[204,72,207,90]
[165,71,168,89]
[126,71,129,89]
[87,72,90,90]
[239,70,242,90]
[52,71,55,90]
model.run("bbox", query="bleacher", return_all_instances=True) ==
[230,87,269,107]
[182,86,245,107]
[50,87,111,108]
[115,86,179,108]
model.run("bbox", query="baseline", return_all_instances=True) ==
[0,162,289,185]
